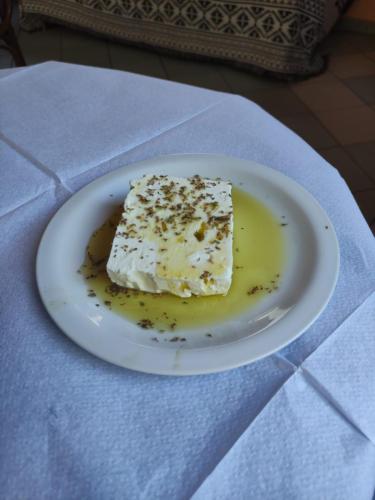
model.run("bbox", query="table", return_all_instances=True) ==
[1,62,374,499]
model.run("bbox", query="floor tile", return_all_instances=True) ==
[109,42,166,79]
[342,33,375,52]
[292,79,363,112]
[345,141,375,183]
[161,56,229,91]
[279,114,337,149]
[318,32,361,56]
[62,27,110,68]
[218,65,286,94]
[353,190,375,226]
[246,88,308,119]
[319,147,374,191]
[315,106,375,145]
[344,75,375,105]
[19,27,62,65]
[293,71,337,87]
[329,53,375,79]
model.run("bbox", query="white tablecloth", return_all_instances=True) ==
[0,62,374,499]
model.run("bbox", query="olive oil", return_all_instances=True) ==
[81,188,284,331]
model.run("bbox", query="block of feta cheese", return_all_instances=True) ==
[106,174,233,297]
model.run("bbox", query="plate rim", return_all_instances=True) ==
[36,153,340,375]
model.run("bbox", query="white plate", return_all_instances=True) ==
[36,155,339,375]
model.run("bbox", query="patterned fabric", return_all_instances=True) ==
[20,0,350,77]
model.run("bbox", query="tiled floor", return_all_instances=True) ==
[2,25,375,231]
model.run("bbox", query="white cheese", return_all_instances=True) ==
[106,174,233,297]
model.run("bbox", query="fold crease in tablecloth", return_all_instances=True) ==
[0,131,73,193]
[191,371,375,500]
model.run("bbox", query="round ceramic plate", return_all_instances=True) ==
[36,155,339,375]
